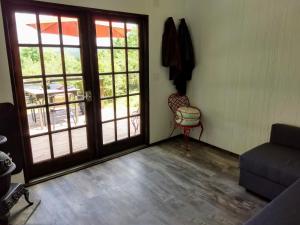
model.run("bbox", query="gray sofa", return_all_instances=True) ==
[244,179,300,225]
[240,123,300,200]
[240,123,300,225]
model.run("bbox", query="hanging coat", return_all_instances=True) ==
[178,18,195,81]
[161,17,181,80]
[174,18,195,95]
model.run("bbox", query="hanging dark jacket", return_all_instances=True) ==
[178,18,195,81]
[161,17,181,80]
[174,18,195,95]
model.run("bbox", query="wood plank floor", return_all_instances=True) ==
[26,138,266,225]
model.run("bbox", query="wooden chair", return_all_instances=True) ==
[23,83,42,124]
[168,93,204,147]
[130,107,140,135]
[49,94,77,130]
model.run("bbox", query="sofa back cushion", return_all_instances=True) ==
[270,124,300,149]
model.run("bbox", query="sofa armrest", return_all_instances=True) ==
[270,124,300,149]
[244,179,300,225]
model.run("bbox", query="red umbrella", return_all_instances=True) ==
[27,20,127,38]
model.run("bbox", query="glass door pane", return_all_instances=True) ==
[15,12,89,164]
[95,19,142,146]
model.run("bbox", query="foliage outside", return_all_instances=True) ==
[21,24,140,111]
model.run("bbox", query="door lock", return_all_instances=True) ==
[85,91,92,102]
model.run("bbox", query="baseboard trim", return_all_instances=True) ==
[150,134,240,159]
[191,138,240,159]
[148,134,182,147]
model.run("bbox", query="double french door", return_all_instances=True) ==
[2,0,148,180]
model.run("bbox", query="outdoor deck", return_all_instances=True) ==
[27,108,140,163]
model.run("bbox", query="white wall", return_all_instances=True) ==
[0,3,13,103]
[0,0,185,182]
[186,0,300,155]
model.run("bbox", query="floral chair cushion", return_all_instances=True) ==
[175,106,201,126]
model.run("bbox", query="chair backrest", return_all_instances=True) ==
[270,123,300,149]
[168,93,190,113]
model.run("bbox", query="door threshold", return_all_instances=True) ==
[26,144,148,186]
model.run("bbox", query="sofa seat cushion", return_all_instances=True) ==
[244,179,300,225]
[240,143,300,187]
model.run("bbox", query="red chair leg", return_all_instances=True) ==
[183,127,191,150]
[170,124,177,137]
[199,122,204,140]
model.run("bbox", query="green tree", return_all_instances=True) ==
[20,47,41,75]
[20,27,140,109]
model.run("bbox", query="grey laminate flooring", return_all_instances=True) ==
[26,138,266,225]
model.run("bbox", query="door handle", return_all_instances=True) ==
[85,91,92,102]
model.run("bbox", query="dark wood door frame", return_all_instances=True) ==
[1,0,149,182]
[90,13,149,157]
